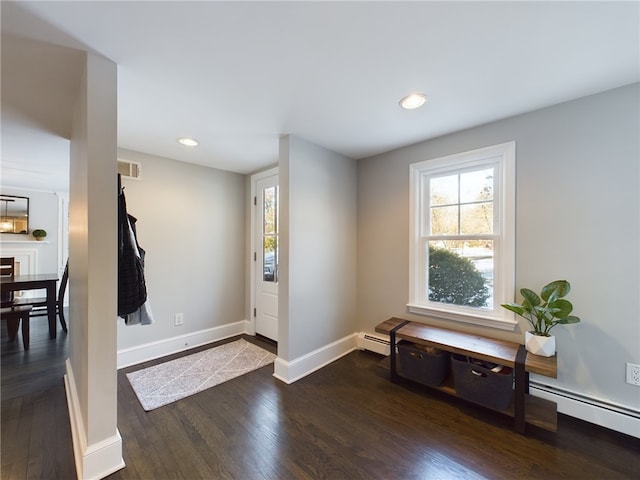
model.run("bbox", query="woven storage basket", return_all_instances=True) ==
[451,354,514,410]
[397,340,451,387]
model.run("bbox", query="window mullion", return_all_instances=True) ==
[457,173,461,235]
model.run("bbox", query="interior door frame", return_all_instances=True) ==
[249,166,279,337]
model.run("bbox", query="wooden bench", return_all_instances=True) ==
[375,317,558,433]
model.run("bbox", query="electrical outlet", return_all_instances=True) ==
[626,363,640,386]
[174,313,184,326]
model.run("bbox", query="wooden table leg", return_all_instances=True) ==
[21,311,30,350]
[46,282,56,339]
[6,317,19,341]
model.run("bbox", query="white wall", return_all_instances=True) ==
[357,84,640,419]
[278,135,357,367]
[0,187,64,273]
[115,148,246,357]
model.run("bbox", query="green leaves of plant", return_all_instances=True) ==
[541,280,570,302]
[558,315,580,325]
[501,303,525,316]
[501,279,580,335]
[520,288,541,307]
[548,298,573,318]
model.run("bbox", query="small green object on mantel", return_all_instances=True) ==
[32,229,47,240]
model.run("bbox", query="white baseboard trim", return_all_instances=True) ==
[273,333,358,384]
[531,381,640,438]
[117,320,251,369]
[64,359,125,480]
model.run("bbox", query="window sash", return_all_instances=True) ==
[409,142,516,330]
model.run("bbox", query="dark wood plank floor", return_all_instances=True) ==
[2,320,639,479]
[1,314,69,401]
[1,314,74,479]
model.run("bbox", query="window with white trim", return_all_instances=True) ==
[408,142,516,330]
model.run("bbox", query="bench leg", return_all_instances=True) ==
[514,345,528,434]
[389,320,411,383]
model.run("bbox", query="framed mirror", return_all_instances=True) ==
[0,195,29,234]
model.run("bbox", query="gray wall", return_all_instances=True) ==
[279,135,357,361]
[115,148,246,351]
[357,83,639,411]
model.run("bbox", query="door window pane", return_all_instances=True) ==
[262,186,278,282]
[264,186,276,235]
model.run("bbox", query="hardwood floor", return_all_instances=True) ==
[2,320,639,479]
[1,314,68,401]
[1,315,74,480]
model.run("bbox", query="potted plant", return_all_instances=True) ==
[32,229,47,241]
[501,280,580,357]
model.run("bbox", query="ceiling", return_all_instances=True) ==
[1,1,639,192]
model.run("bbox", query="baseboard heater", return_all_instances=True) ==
[530,381,640,438]
[357,332,390,356]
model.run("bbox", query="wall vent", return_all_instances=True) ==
[356,332,390,356]
[118,159,142,180]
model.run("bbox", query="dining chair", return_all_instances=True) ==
[14,259,68,333]
[1,257,15,306]
[1,256,32,349]
[0,256,14,273]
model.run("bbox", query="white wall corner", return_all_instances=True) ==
[273,333,358,384]
[117,320,251,369]
[65,359,125,480]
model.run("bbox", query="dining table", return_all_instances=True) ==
[1,273,59,339]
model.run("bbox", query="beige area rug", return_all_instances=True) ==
[127,338,276,411]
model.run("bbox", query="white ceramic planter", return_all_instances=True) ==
[525,331,556,357]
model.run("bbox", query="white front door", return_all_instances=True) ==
[255,173,278,341]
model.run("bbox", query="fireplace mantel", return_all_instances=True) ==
[0,244,38,276]
[1,240,50,245]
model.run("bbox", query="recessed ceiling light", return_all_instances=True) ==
[178,137,199,147]
[399,93,427,110]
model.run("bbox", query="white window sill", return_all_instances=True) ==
[406,303,518,331]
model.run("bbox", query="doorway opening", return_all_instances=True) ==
[251,168,279,342]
